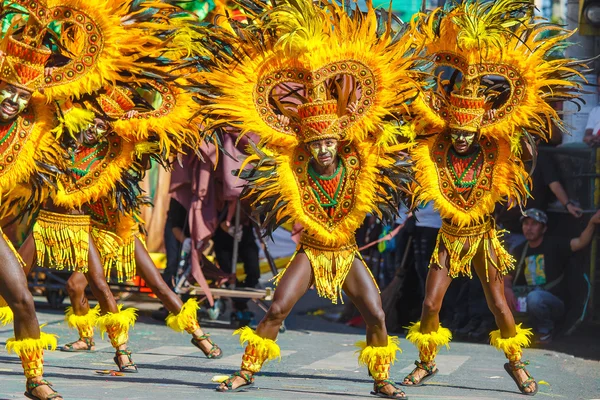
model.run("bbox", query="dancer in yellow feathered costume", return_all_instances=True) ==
[0,4,67,399]
[186,0,427,397]
[400,1,587,396]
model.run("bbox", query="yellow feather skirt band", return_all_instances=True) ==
[405,321,452,363]
[490,323,533,362]
[274,237,377,304]
[431,219,515,280]
[32,210,90,273]
[235,326,280,373]
[166,298,200,334]
[65,304,100,339]
[355,336,401,381]
[91,226,137,283]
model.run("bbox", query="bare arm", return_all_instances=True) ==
[171,226,187,243]
[570,210,600,252]
[548,181,582,218]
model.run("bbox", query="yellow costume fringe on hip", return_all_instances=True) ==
[234,327,280,373]
[6,330,57,379]
[432,219,515,280]
[274,235,378,304]
[355,336,401,381]
[91,226,138,283]
[32,210,90,273]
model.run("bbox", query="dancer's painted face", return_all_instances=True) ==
[0,82,32,121]
[450,129,476,154]
[80,117,110,146]
[308,138,338,167]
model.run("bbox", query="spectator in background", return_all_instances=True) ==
[497,150,583,252]
[505,208,600,343]
[583,72,600,147]
[163,155,194,289]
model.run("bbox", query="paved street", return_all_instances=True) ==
[1,291,599,400]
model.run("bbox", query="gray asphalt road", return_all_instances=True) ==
[1,292,599,400]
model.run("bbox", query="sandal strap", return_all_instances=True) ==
[374,379,405,397]
[415,360,436,373]
[521,377,535,389]
[116,349,132,356]
[509,360,530,370]
[233,371,254,384]
[27,379,53,391]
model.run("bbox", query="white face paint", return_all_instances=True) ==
[0,82,32,121]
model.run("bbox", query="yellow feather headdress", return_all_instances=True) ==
[409,0,587,152]
[188,0,427,148]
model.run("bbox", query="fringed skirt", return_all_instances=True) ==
[91,223,143,283]
[431,217,514,280]
[273,233,378,304]
[32,210,90,273]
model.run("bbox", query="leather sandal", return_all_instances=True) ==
[371,379,408,399]
[399,360,438,387]
[216,371,255,392]
[60,337,95,352]
[191,333,223,359]
[25,379,63,400]
[504,361,538,396]
[113,349,138,373]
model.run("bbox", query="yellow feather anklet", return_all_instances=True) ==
[355,336,401,381]
[0,305,14,326]
[166,298,200,334]
[490,323,532,362]
[235,327,280,373]
[65,304,100,338]
[405,321,452,363]
[6,330,58,379]
[96,305,137,348]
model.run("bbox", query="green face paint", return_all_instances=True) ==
[450,129,476,154]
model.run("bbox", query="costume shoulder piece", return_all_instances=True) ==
[411,133,528,227]
[0,94,55,195]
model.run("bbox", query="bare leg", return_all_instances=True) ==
[62,272,96,351]
[472,247,536,394]
[343,258,405,398]
[84,239,131,366]
[1,235,61,399]
[133,238,216,354]
[18,233,35,276]
[402,249,453,385]
[218,252,313,391]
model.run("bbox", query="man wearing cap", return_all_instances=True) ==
[505,208,600,343]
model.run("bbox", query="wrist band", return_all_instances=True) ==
[565,200,574,210]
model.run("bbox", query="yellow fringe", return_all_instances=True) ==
[32,211,90,273]
[355,336,401,380]
[2,231,25,267]
[0,305,14,326]
[65,304,100,339]
[91,226,136,283]
[431,221,515,280]
[96,305,137,347]
[235,326,280,373]
[405,321,452,363]
[6,331,58,356]
[490,323,533,362]
[166,298,200,334]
